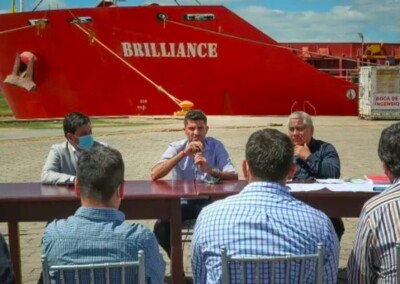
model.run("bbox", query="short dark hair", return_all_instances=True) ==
[246,128,294,181]
[378,122,400,177]
[63,112,91,137]
[184,110,207,126]
[77,146,124,202]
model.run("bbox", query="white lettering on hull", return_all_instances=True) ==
[121,42,218,58]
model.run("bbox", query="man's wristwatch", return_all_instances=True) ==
[211,168,222,179]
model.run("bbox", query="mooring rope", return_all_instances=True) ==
[0,25,35,35]
[68,10,183,107]
[165,19,378,66]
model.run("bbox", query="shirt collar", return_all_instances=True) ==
[75,206,125,222]
[385,177,400,193]
[242,181,291,197]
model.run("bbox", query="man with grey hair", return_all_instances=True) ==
[42,146,165,283]
[288,111,344,240]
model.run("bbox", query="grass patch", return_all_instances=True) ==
[0,92,13,117]
[0,118,152,129]
[0,91,167,129]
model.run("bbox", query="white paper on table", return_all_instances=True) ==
[287,181,374,192]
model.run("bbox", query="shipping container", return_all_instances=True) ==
[359,66,400,120]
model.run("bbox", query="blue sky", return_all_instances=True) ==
[2,0,400,42]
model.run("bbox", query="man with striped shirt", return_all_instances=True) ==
[192,128,339,283]
[348,122,400,283]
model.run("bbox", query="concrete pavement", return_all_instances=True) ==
[0,115,396,283]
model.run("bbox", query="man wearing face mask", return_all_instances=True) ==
[41,112,105,185]
[288,111,344,241]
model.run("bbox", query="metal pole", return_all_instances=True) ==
[358,32,364,66]
[20,0,24,12]
[11,0,16,13]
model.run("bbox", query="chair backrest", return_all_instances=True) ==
[221,243,324,284]
[41,250,145,284]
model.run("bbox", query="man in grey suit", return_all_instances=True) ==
[41,112,104,185]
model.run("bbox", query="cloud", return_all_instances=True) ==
[234,1,400,42]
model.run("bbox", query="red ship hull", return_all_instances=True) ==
[0,5,359,119]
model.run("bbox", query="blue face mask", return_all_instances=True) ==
[79,134,94,150]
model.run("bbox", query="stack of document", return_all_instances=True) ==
[365,174,391,192]
[287,179,375,192]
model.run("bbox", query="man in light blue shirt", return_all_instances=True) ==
[151,109,238,258]
[192,128,339,284]
[42,146,165,283]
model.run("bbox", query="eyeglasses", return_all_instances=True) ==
[288,125,308,132]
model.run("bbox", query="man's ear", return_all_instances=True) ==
[66,132,74,143]
[287,163,296,181]
[74,178,81,197]
[118,181,125,199]
[242,160,249,180]
[382,161,394,183]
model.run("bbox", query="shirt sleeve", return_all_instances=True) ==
[322,220,340,284]
[214,141,237,174]
[347,208,377,284]
[157,141,185,164]
[41,144,75,184]
[305,143,340,178]
[191,211,207,284]
[138,228,166,284]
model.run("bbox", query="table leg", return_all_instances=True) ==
[170,199,183,284]
[8,222,21,284]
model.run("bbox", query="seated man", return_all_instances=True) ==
[42,146,165,283]
[347,122,400,283]
[192,128,339,283]
[41,112,104,185]
[0,233,14,284]
[151,109,238,257]
[288,111,345,241]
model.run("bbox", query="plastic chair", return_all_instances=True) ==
[221,243,324,284]
[182,219,195,244]
[41,250,145,284]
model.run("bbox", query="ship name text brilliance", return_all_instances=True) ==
[121,42,218,58]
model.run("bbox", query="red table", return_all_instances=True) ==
[0,180,379,284]
[0,180,197,284]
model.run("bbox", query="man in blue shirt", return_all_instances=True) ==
[288,111,345,241]
[42,146,165,283]
[151,109,238,258]
[192,128,339,283]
